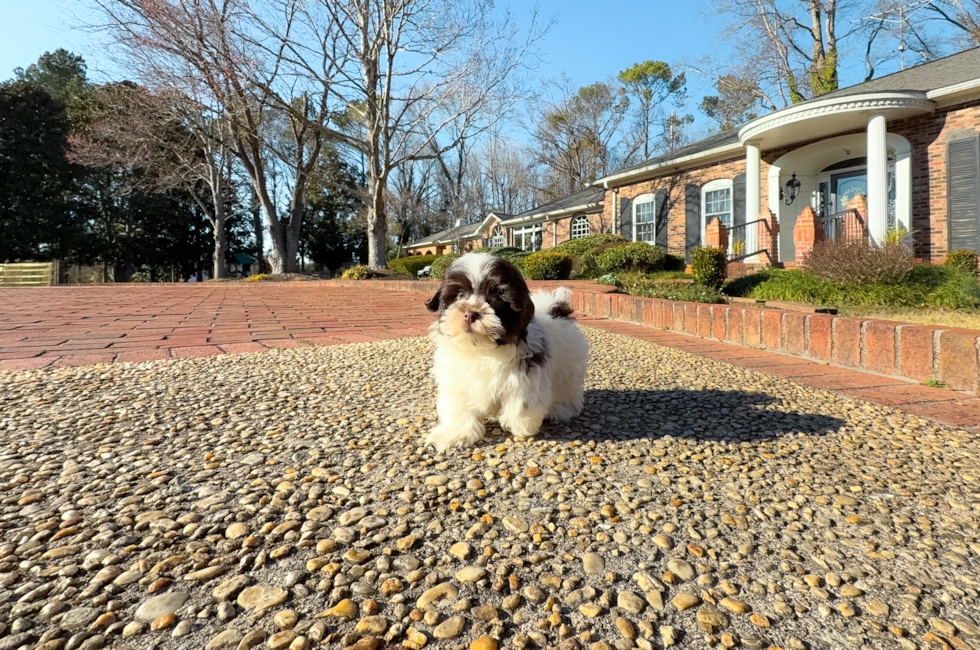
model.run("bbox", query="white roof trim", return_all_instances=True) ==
[475,213,502,235]
[499,202,602,226]
[593,143,743,187]
[739,91,933,145]
[926,78,980,100]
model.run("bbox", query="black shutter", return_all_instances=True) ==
[947,133,980,253]
[619,197,632,241]
[655,189,668,250]
[732,173,746,229]
[685,184,701,262]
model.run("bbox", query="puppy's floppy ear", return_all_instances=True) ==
[424,288,442,312]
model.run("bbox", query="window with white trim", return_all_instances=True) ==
[701,179,733,234]
[632,194,656,243]
[487,225,505,248]
[570,215,590,239]
[514,224,543,251]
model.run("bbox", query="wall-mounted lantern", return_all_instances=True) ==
[781,172,802,206]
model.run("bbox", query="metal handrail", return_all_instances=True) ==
[726,218,772,263]
[822,209,863,242]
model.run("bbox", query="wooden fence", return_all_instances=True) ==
[0,262,58,287]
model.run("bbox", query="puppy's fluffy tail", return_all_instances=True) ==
[531,286,574,320]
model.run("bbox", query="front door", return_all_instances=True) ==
[832,170,868,213]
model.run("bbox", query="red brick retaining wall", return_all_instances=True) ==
[333,280,980,395]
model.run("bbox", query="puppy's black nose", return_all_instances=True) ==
[463,311,482,325]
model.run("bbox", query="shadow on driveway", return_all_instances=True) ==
[538,389,846,443]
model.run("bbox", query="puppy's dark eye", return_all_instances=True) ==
[457,290,467,301]
[489,294,504,307]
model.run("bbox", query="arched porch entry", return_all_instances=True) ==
[767,133,912,263]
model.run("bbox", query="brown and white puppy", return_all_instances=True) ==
[424,252,589,451]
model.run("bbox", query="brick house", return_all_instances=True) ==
[591,47,980,265]
[404,48,980,266]
[498,187,610,251]
[404,213,508,255]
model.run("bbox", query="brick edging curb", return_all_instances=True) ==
[330,280,980,395]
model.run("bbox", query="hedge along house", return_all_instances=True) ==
[498,187,609,251]
[403,213,508,256]
[593,47,980,266]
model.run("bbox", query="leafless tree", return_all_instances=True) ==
[920,0,980,47]
[70,83,237,278]
[272,0,547,268]
[529,78,629,200]
[386,158,439,256]
[476,133,537,215]
[88,0,333,274]
[709,0,882,106]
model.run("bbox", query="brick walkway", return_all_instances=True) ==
[0,284,430,369]
[1,283,976,430]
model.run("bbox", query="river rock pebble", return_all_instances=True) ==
[0,330,978,650]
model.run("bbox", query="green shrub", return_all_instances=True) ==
[945,249,980,276]
[523,251,573,280]
[553,233,627,257]
[663,253,687,272]
[691,246,727,288]
[803,239,913,285]
[646,270,692,280]
[492,249,531,274]
[725,265,980,310]
[595,242,665,274]
[431,254,458,279]
[620,277,725,304]
[388,254,438,277]
[927,269,980,309]
[341,265,376,280]
[595,273,621,288]
[723,271,773,297]
[485,246,523,256]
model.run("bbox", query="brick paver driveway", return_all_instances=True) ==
[0,284,431,369]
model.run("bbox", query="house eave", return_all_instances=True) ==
[593,143,744,188]
[739,91,934,150]
[499,202,601,227]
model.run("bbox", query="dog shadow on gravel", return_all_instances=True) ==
[540,389,846,442]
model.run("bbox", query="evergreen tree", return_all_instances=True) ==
[0,81,83,261]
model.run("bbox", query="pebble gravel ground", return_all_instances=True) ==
[1,327,979,650]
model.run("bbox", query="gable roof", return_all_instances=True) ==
[595,46,980,187]
[501,186,605,225]
[405,221,483,248]
[596,130,741,185]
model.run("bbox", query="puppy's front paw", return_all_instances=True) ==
[425,422,485,452]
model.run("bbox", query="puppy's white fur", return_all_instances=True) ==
[426,253,589,451]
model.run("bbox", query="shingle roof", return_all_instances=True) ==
[406,221,483,248]
[814,46,980,100]
[596,47,980,185]
[505,186,605,223]
[600,130,741,180]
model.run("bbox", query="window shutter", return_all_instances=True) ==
[732,173,746,229]
[619,197,632,241]
[947,133,980,253]
[655,189,668,250]
[685,184,700,262]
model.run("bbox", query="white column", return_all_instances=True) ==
[745,140,761,259]
[867,113,889,244]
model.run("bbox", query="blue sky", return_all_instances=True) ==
[2,1,726,111]
[2,0,910,130]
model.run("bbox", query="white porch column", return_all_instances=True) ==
[745,140,761,259]
[867,113,889,243]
